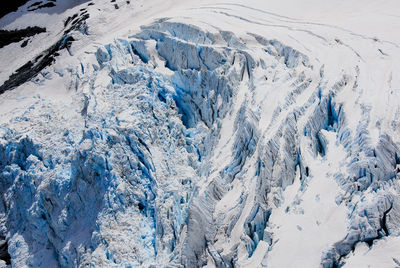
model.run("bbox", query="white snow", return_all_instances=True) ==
[267,131,349,267]
[344,237,400,268]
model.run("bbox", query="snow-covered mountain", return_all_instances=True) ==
[1,0,400,267]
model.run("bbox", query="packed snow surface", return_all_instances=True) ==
[0,0,400,267]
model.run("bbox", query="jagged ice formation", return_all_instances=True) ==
[0,0,400,267]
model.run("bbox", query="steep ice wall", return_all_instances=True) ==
[0,52,200,266]
[0,20,256,267]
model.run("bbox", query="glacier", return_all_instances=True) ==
[0,0,400,267]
